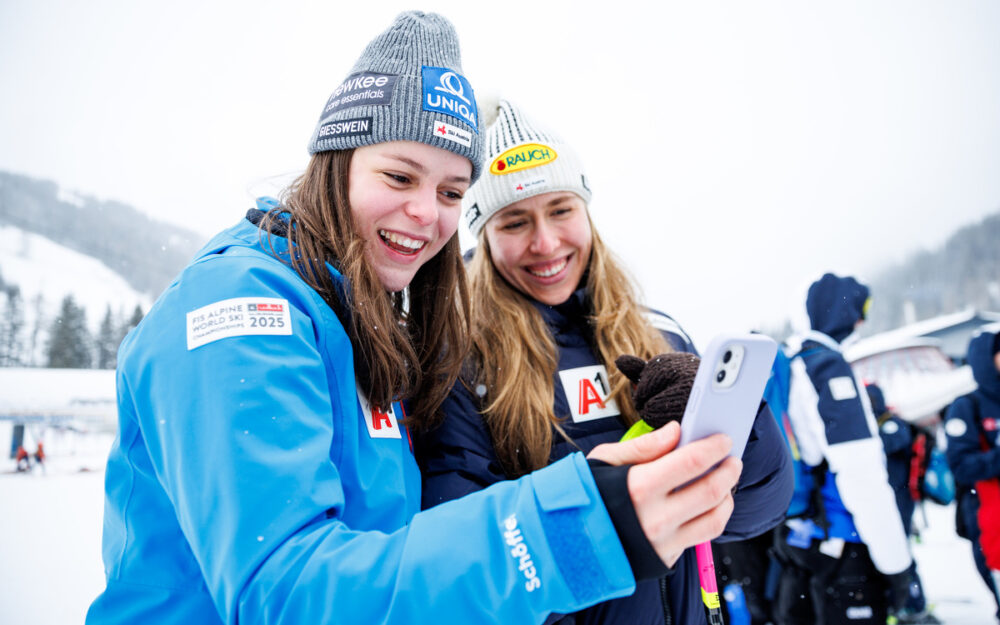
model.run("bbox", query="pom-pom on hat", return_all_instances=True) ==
[463,100,591,236]
[307,11,483,182]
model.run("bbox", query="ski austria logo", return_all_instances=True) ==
[422,66,478,132]
[512,177,547,195]
[432,120,472,147]
[557,364,620,423]
[503,514,541,592]
[489,143,557,176]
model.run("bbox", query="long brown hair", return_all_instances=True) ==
[263,149,470,425]
[467,219,669,477]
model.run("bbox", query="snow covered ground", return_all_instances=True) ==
[1,437,997,624]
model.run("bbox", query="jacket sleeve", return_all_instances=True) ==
[416,381,509,508]
[946,396,1000,485]
[717,402,794,541]
[127,255,635,625]
[879,416,913,456]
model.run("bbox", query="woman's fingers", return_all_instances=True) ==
[630,432,734,496]
[626,437,742,566]
[587,421,681,466]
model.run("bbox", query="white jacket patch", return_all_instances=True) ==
[557,365,620,423]
[828,376,858,401]
[357,389,402,439]
[186,297,291,350]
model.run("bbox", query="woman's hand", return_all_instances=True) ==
[588,422,741,567]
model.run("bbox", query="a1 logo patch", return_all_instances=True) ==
[357,388,402,439]
[558,365,620,423]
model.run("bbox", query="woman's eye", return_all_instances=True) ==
[501,220,526,231]
[384,172,410,184]
[441,189,464,201]
[552,207,573,217]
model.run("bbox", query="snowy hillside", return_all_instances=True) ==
[0,225,152,364]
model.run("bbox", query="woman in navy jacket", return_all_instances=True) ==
[416,100,793,625]
[945,327,1000,621]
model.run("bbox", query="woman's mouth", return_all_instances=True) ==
[526,256,569,278]
[379,229,427,256]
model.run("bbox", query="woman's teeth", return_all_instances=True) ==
[379,230,426,253]
[529,258,567,278]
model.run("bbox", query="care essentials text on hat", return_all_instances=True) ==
[308,11,483,182]
[463,100,591,236]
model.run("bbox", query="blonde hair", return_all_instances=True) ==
[467,219,670,477]
[265,150,469,426]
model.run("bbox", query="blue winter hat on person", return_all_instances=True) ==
[967,328,1000,399]
[806,273,871,344]
[307,11,483,182]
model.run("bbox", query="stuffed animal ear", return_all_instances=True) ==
[614,354,646,385]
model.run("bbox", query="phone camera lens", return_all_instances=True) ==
[723,350,732,363]
[716,370,726,383]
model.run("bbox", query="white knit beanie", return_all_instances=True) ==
[463,100,591,235]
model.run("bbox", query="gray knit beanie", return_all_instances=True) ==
[463,100,591,236]
[308,11,483,182]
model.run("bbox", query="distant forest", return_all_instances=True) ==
[864,210,1000,335]
[1,168,998,366]
[761,209,1000,340]
[0,170,205,296]
[0,170,206,368]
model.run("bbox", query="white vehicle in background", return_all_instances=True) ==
[846,336,976,426]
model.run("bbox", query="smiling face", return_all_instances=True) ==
[348,141,472,292]
[484,191,593,306]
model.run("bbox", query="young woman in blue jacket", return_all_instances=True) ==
[415,99,794,625]
[86,13,749,625]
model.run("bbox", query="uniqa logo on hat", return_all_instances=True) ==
[490,143,558,176]
[422,66,478,132]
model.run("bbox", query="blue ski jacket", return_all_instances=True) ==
[416,288,793,625]
[86,205,642,625]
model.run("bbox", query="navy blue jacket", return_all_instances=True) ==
[416,288,793,625]
[945,330,1000,489]
[945,330,1000,574]
[869,384,916,534]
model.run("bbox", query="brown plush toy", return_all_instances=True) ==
[615,352,701,429]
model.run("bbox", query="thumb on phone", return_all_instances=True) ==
[587,421,681,466]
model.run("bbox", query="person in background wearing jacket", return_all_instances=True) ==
[415,99,794,625]
[86,13,752,625]
[945,326,1000,623]
[774,274,919,625]
[867,383,916,536]
[867,382,939,623]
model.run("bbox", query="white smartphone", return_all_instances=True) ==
[678,332,778,459]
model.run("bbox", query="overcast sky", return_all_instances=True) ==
[3,1,1000,346]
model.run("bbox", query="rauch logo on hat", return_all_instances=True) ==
[422,66,478,132]
[490,143,557,176]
